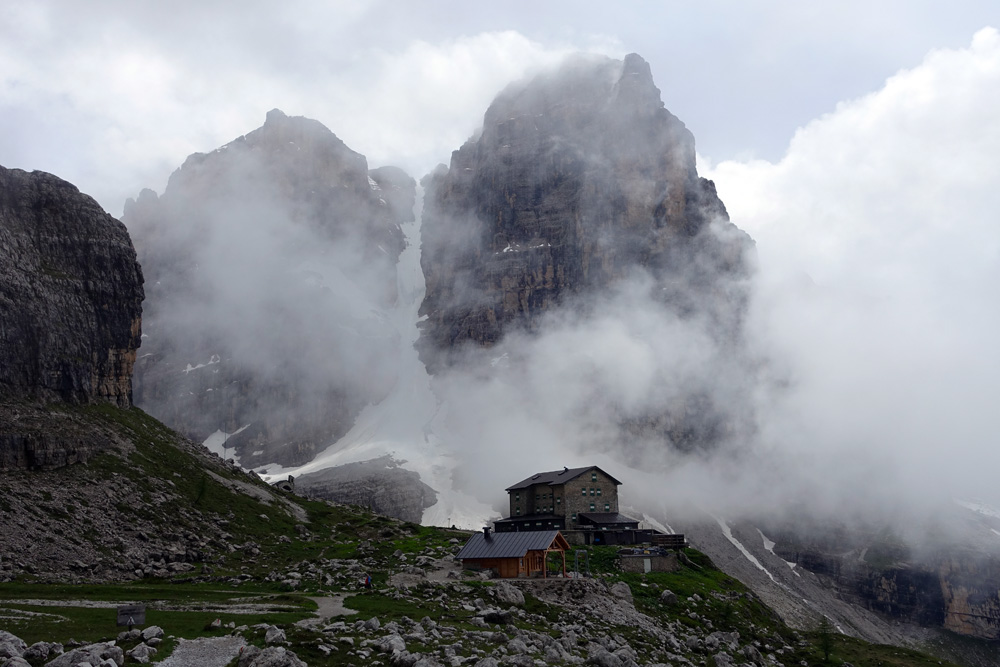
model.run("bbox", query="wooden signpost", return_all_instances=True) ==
[116,604,146,628]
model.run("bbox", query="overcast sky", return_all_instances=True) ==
[0,1,996,214]
[3,2,999,514]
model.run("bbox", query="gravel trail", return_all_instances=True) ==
[157,635,246,667]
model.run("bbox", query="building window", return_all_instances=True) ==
[515,493,519,501]
[590,488,595,496]
[536,522,542,526]
[591,472,597,481]
[581,488,587,496]
[516,508,520,515]
[571,513,577,521]
[556,497,561,504]
[604,503,610,511]
[590,503,595,511]
[596,488,602,496]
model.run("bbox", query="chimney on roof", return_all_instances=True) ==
[483,526,492,540]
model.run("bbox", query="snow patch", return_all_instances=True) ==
[757,528,799,576]
[956,499,1000,520]
[183,354,221,374]
[640,513,673,535]
[202,423,251,460]
[714,516,777,583]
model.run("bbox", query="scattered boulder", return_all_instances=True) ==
[23,642,61,662]
[0,632,26,660]
[44,642,123,667]
[125,644,157,664]
[659,589,678,606]
[238,646,307,667]
[493,581,525,607]
[140,626,163,642]
[609,582,633,602]
[264,626,286,645]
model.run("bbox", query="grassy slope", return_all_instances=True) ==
[0,405,977,665]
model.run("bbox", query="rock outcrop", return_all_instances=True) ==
[123,110,413,468]
[418,54,754,452]
[420,54,752,364]
[0,166,143,470]
[0,165,144,408]
[295,456,437,523]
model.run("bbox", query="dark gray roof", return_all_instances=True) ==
[456,530,562,560]
[493,513,562,524]
[505,466,622,491]
[577,512,639,525]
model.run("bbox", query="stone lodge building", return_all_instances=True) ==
[493,465,639,535]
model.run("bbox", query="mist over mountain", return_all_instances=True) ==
[418,54,757,473]
[122,109,414,468]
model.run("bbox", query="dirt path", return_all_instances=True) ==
[158,635,247,667]
[309,594,358,619]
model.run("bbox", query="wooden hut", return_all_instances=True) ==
[456,529,570,578]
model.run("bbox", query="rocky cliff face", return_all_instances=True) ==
[294,455,437,524]
[0,166,143,469]
[418,54,754,452]
[122,110,413,468]
[0,166,143,407]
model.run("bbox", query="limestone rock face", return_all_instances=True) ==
[418,54,754,453]
[294,456,437,523]
[123,110,412,468]
[0,166,143,407]
[419,53,753,364]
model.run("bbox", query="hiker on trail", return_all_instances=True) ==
[363,574,372,589]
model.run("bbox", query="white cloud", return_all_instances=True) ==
[704,27,1000,512]
[0,2,593,214]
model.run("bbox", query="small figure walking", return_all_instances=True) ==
[364,574,372,589]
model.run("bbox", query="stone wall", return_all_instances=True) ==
[563,469,620,527]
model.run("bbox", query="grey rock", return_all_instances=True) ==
[115,630,141,643]
[0,166,144,428]
[23,642,62,662]
[364,616,381,631]
[124,111,412,471]
[473,659,499,667]
[506,638,529,654]
[3,658,32,667]
[140,626,163,641]
[125,644,156,664]
[711,652,734,667]
[493,581,525,607]
[609,582,632,602]
[659,589,678,606]
[264,626,286,645]
[238,646,306,667]
[44,642,123,667]
[586,648,622,667]
[0,631,26,659]
[295,456,436,523]
[378,634,407,653]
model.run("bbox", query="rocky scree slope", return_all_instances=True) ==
[0,165,143,469]
[0,516,965,667]
[418,53,755,452]
[123,109,414,469]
